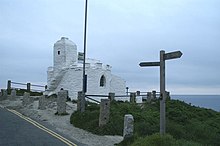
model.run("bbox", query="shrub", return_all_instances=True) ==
[130,133,201,146]
[70,99,220,146]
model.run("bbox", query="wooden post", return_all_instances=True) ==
[139,50,182,135]
[108,92,115,101]
[152,90,156,99]
[27,83,31,92]
[7,80,11,92]
[160,50,166,135]
[130,92,136,103]
[136,91,140,96]
[166,91,170,100]
[147,92,151,101]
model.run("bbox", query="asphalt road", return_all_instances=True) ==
[0,107,76,146]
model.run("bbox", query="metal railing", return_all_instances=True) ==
[7,80,46,92]
[84,90,164,105]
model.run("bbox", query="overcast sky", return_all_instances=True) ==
[0,0,220,94]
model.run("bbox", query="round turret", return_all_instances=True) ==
[53,37,77,69]
[55,37,76,46]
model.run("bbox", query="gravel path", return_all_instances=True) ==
[0,98,123,146]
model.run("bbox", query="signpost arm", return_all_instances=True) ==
[160,50,166,135]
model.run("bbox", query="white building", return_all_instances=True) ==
[45,37,126,100]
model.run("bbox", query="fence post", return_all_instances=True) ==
[57,90,67,115]
[27,83,31,92]
[108,92,115,101]
[7,80,11,93]
[166,91,170,100]
[147,92,151,101]
[99,99,110,127]
[152,90,156,99]
[123,114,134,139]
[77,91,85,112]
[130,92,136,103]
[136,91,140,96]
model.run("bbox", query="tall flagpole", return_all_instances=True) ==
[82,0,88,93]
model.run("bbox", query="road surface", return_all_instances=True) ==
[0,107,77,146]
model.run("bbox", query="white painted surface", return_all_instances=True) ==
[45,37,126,100]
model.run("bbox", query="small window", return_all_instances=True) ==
[100,75,106,87]
[58,51,60,55]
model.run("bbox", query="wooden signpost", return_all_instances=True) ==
[139,50,182,135]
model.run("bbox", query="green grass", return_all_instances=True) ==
[130,133,201,146]
[7,89,43,96]
[70,99,220,146]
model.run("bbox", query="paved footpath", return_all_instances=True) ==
[0,107,78,146]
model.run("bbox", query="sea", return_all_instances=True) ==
[87,95,220,112]
[171,95,220,112]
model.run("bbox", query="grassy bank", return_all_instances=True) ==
[7,89,43,96]
[70,99,220,145]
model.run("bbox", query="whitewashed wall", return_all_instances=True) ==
[46,37,126,100]
[53,37,77,71]
[52,65,126,100]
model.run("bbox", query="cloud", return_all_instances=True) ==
[0,0,219,94]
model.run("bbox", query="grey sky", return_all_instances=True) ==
[0,0,220,94]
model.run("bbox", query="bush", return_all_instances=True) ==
[130,133,176,146]
[70,99,220,146]
[130,133,201,146]
[11,89,43,96]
